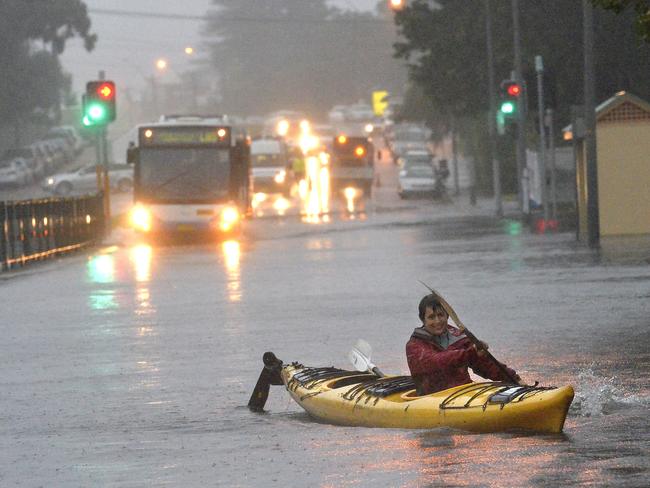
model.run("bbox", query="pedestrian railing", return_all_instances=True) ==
[1,194,105,272]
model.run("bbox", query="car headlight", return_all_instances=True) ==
[130,205,152,232]
[47,177,55,185]
[219,206,240,232]
[274,170,286,184]
[399,170,407,177]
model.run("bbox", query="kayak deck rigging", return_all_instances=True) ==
[439,382,555,410]
[287,365,554,410]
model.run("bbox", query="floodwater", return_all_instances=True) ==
[1,177,649,486]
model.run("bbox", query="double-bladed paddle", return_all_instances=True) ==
[348,339,385,377]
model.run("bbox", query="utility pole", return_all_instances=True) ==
[535,55,549,224]
[583,0,599,247]
[512,0,527,215]
[546,108,558,223]
[486,0,502,216]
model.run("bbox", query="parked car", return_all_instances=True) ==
[396,149,435,168]
[2,147,46,179]
[0,158,32,187]
[389,123,432,160]
[398,157,436,199]
[50,126,85,155]
[42,163,133,196]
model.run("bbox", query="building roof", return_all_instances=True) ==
[562,91,650,140]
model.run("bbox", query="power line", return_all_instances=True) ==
[88,8,391,24]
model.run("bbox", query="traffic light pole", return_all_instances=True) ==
[101,126,111,234]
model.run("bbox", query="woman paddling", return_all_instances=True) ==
[406,294,521,395]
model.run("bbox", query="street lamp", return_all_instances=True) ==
[389,0,405,10]
[184,46,194,56]
[155,58,168,71]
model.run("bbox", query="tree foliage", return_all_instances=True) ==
[0,0,95,125]
[393,0,650,193]
[592,0,650,41]
[204,0,406,116]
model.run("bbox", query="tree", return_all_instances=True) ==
[0,1,96,130]
[204,0,405,116]
[592,0,650,41]
[393,0,650,194]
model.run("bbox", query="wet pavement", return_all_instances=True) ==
[1,156,649,487]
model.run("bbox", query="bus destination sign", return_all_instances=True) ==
[140,126,231,146]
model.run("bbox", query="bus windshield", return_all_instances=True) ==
[138,147,230,202]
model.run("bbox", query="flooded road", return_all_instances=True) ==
[1,164,649,486]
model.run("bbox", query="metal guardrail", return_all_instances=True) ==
[1,194,105,271]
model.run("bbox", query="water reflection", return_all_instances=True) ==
[312,430,568,487]
[302,154,331,224]
[129,244,152,283]
[504,220,525,272]
[87,252,115,284]
[88,290,118,310]
[222,239,242,302]
[87,251,117,310]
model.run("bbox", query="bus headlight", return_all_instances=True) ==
[130,205,152,232]
[219,206,240,232]
[274,170,286,184]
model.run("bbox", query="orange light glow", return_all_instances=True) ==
[344,186,357,213]
[337,135,348,144]
[355,146,366,157]
[273,196,290,216]
[130,244,152,283]
[222,240,241,302]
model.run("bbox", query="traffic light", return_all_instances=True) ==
[499,79,520,117]
[497,79,521,135]
[82,80,116,126]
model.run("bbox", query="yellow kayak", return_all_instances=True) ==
[280,363,574,434]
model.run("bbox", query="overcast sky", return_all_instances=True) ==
[60,0,378,96]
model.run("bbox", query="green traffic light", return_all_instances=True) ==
[500,101,516,115]
[86,103,107,122]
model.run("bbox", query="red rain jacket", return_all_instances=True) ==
[406,325,518,395]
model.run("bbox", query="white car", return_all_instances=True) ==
[398,158,436,199]
[250,139,292,195]
[0,158,32,187]
[42,163,133,196]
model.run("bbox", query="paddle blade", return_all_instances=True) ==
[353,339,373,360]
[348,349,370,372]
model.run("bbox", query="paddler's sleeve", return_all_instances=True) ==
[469,351,518,382]
[406,338,471,376]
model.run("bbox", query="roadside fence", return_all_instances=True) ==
[1,194,105,271]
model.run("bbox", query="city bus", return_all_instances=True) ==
[127,115,251,236]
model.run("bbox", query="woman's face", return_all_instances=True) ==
[423,306,448,336]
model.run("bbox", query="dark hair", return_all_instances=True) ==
[418,294,447,322]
